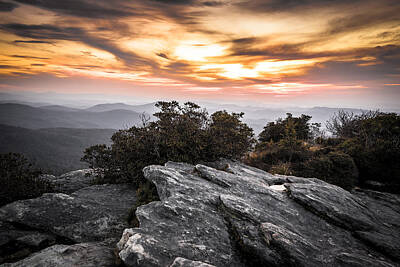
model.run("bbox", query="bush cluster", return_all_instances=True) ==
[247,111,400,192]
[0,153,53,206]
[82,101,255,185]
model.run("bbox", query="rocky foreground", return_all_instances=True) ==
[0,170,136,266]
[1,161,399,266]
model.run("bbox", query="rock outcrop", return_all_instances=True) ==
[117,160,400,267]
[0,184,136,265]
[1,242,115,267]
[2,160,399,266]
[40,169,97,194]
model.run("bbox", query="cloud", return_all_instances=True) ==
[14,40,52,44]
[0,64,17,68]
[151,0,225,7]
[325,8,400,36]
[202,1,225,7]
[11,55,50,59]
[13,0,136,18]
[2,23,152,67]
[234,0,366,13]
[150,0,195,5]
[0,1,18,12]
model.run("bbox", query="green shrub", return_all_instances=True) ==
[0,153,53,206]
[82,101,255,186]
[269,162,293,176]
[257,113,319,146]
[296,151,358,190]
[332,112,400,186]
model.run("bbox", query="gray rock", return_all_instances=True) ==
[118,160,399,267]
[0,184,136,243]
[1,242,115,267]
[169,257,216,267]
[0,222,57,264]
[50,169,97,194]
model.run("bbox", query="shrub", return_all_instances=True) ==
[82,101,255,185]
[269,162,293,176]
[296,151,358,190]
[0,153,53,206]
[244,141,312,173]
[207,111,255,160]
[257,113,319,146]
[333,112,400,185]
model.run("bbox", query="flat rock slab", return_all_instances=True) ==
[117,160,399,267]
[0,184,136,243]
[1,242,115,267]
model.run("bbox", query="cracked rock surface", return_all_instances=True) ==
[0,184,136,265]
[118,160,399,267]
[1,242,115,267]
[0,184,136,243]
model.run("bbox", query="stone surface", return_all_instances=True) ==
[43,169,97,194]
[118,160,399,267]
[0,222,57,264]
[0,184,136,243]
[169,257,216,267]
[1,242,115,267]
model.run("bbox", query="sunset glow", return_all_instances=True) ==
[0,0,399,107]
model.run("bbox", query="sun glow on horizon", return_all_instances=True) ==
[198,59,318,79]
[174,41,227,62]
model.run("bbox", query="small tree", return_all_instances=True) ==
[207,111,255,160]
[258,113,316,147]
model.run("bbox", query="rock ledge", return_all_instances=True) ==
[118,160,399,267]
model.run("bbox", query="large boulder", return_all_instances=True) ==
[0,184,136,243]
[117,160,399,267]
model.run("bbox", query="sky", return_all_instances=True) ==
[0,0,399,108]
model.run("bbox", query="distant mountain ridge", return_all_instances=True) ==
[0,102,375,135]
[0,124,115,174]
[85,102,157,114]
[0,103,143,129]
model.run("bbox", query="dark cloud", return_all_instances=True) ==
[368,45,400,65]
[0,64,15,68]
[239,0,303,11]
[13,0,136,18]
[0,1,18,12]
[234,0,351,12]
[31,63,45,66]
[202,1,224,7]
[156,53,169,59]
[14,40,52,44]
[230,37,260,44]
[2,23,152,67]
[326,10,400,36]
[151,0,224,6]
[11,54,50,59]
[2,24,85,40]
[10,0,217,36]
[376,31,400,40]
[150,0,194,5]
